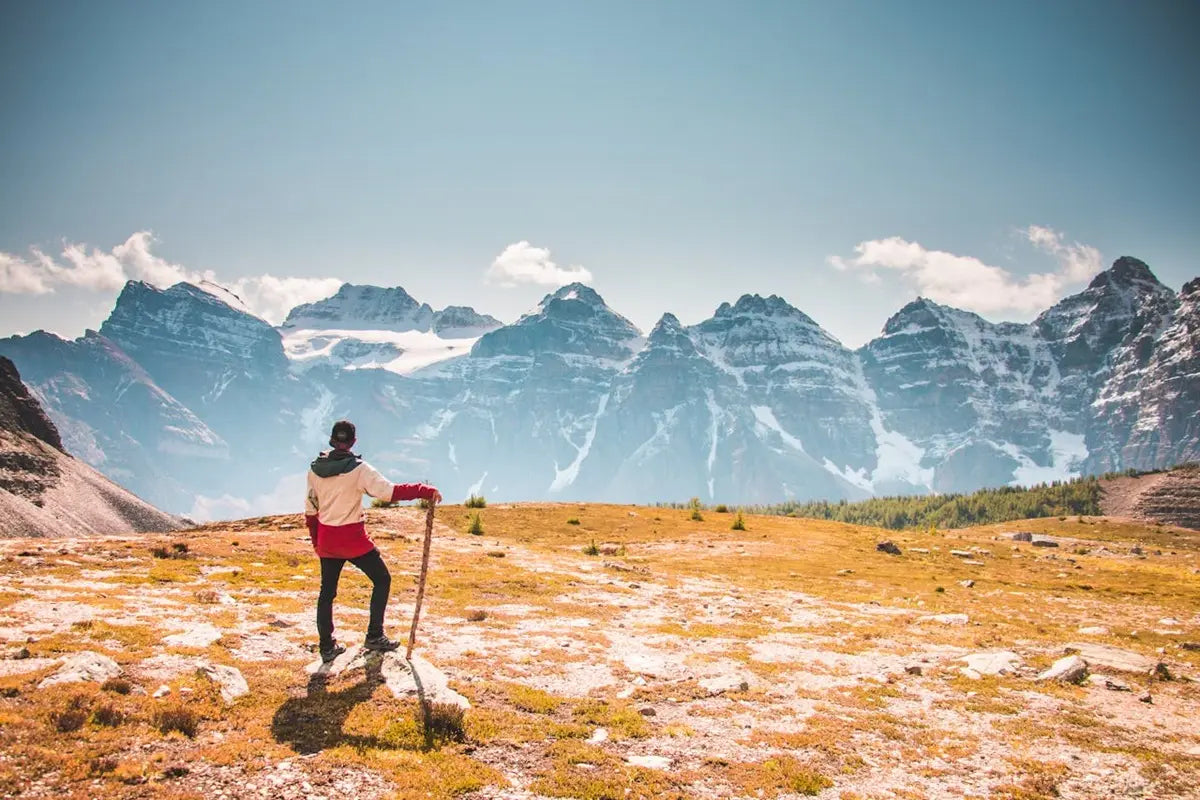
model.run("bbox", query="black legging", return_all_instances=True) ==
[317,548,391,648]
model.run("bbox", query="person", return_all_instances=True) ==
[304,419,441,662]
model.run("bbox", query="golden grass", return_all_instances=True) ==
[2,503,1198,798]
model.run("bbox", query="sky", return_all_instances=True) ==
[1,0,1198,348]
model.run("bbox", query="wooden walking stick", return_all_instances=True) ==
[406,499,437,660]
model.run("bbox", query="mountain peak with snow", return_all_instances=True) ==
[281,283,433,331]
[1089,256,1161,291]
[716,293,815,324]
[473,284,640,360]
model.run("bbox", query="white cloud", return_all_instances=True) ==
[829,227,1103,315]
[0,231,341,324]
[1022,225,1102,282]
[228,275,345,325]
[0,252,51,294]
[486,241,593,287]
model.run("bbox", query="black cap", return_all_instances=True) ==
[330,419,356,447]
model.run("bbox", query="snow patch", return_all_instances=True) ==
[281,328,479,374]
[549,394,609,493]
[1001,430,1088,486]
[705,390,721,499]
[750,406,806,453]
[822,458,874,492]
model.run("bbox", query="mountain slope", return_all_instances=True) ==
[0,356,182,536]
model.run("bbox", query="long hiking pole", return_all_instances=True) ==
[406,500,436,660]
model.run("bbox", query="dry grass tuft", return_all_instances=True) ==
[154,705,198,738]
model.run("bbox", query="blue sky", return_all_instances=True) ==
[1,0,1197,347]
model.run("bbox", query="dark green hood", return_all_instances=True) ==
[310,449,362,478]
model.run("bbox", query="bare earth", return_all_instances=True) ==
[1100,465,1200,531]
[0,505,1198,799]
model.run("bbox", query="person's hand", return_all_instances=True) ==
[431,489,442,505]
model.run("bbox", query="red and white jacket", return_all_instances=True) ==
[304,451,437,559]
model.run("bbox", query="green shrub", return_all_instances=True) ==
[155,705,198,737]
[714,504,730,513]
[465,494,487,508]
[583,539,600,556]
[567,517,581,525]
[419,701,466,744]
[731,511,746,531]
[92,703,126,727]
[51,694,91,733]
[468,512,484,536]
[371,497,397,509]
[688,497,704,522]
[151,544,190,560]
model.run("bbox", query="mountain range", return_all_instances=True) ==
[1,257,1196,519]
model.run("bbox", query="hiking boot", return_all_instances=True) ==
[319,642,346,663]
[364,634,400,653]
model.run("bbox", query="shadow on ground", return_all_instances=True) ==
[270,653,464,753]
[270,656,390,754]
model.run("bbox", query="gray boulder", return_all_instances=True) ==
[38,651,121,688]
[1038,655,1089,684]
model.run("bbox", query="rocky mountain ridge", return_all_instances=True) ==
[0,356,182,536]
[0,257,1196,517]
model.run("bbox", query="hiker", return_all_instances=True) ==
[304,419,441,662]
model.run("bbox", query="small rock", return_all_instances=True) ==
[1078,626,1109,635]
[197,664,249,704]
[1187,745,1200,756]
[626,755,671,770]
[1139,692,1153,704]
[1010,531,1034,542]
[950,550,973,558]
[917,613,968,626]
[588,728,609,744]
[162,624,223,648]
[837,569,854,575]
[1158,618,1180,626]
[1087,675,1130,692]
[1038,655,1089,684]
[153,684,171,698]
[959,651,1022,677]
[1031,538,1059,548]
[962,559,986,566]
[876,541,902,556]
[905,665,923,676]
[37,651,121,688]
[1151,662,1173,682]
[638,706,657,717]
[598,544,622,556]
[698,675,749,696]
[5,647,30,660]
[959,580,975,588]
[1065,642,1155,674]
[908,547,930,554]
[1181,642,1200,652]
[616,687,635,699]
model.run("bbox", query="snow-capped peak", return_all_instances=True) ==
[194,280,258,318]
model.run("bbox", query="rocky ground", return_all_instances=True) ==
[0,505,1198,799]
[1100,464,1200,531]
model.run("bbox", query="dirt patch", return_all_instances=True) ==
[1101,465,1200,530]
